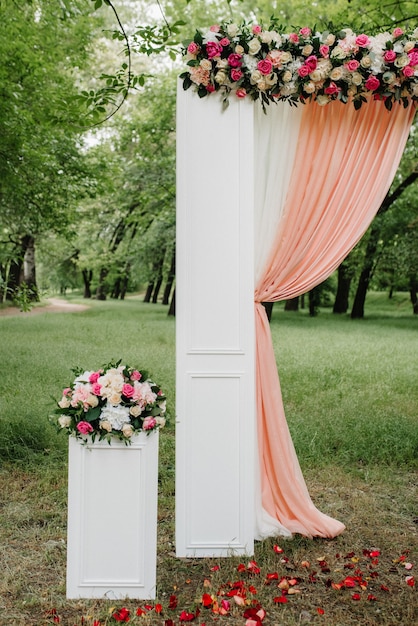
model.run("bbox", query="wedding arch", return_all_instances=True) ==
[175,20,417,557]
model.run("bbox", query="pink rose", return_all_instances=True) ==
[298,64,311,78]
[210,24,220,32]
[257,58,273,75]
[230,68,243,81]
[384,50,397,63]
[402,65,414,77]
[131,370,142,381]
[365,76,380,91]
[228,53,243,68]
[236,88,247,98]
[299,27,311,38]
[187,42,200,55]
[219,37,230,47]
[324,81,341,95]
[122,383,135,398]
[408,50,418,67]
[63,387,72,396]
[206,41,223,59]
[91,382,102,396]
[393,27,404,38]
[356,34,370,47]
[252,25,262,34]
[142,416,157,431]
[77,421,93,435]
[288,33,299,44]
[89,371,101,384]
[319,45,329,58]
[345,59,360,71]
[305,55,318,71]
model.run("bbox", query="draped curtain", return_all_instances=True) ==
[253,99,416,539]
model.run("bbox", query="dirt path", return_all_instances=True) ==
[0,298,90,316]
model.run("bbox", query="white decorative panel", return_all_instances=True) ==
[176,85,255,557]
[66,432,159,599]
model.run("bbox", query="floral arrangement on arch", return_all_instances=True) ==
[180,19,418,110]
[52,360,166,443]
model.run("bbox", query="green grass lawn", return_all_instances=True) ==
[0,292,416,625]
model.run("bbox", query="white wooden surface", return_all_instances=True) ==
[176,86,255,557]
[66,431,159,599]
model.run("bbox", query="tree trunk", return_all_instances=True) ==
[143,282,154,303]
[111,277,121,299]
[410,277,418,315]
[96,267,108,300]
[309,288,320,317]
[333,262,352,314]
[152,276,163,303]
[82,269,92,299]
[162,250,175,305]
[284,296,299,311]
[351,170,418,319]
[168,288,175,316]
[22,235,39,301]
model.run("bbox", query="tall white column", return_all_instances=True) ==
[176,85,255,557]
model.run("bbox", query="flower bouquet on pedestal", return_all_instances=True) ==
[51,359,166,444]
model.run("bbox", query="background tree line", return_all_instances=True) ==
[0,0,416,316]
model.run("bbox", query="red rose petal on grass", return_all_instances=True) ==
[112,607,130,622]
[164,621,175,626]
[210,564,220,571]
[136,608,146,616]
[405,563,414,570]
[273,545,284,554]
[248,560,261,574]
[380,584,390,592]
[237,563,247,572]
[266,572,279,581]
[169,595,178,609]
[406,576,415,587]
[367,594,377,601]
[352,593,361,601]
[317,607,325,615]
[179,610,196,621]
[202,593,213,608]
[273,595,288,604]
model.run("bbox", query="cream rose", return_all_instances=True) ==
[360,55,372,68]
[331,45,347,60]
[58,397,71,409]
[280,51,292,64]
[235,44,244,55]
[130,405,142,417]
[216,58,228,69]
[302,44,314,56]
[309,69,322,82]
[316,94,330,106]
[250,69,262,84]
[87,394,99,408]
[260,31,273,44]
[265,72,278,86]
[351,72,363,86]
[99,419,112,432]
[347,87,358,97]
[303,81,316,94]
[404,42,414,53]
[330,67,344,81]
[383,71,397,84]
[248,38,262,55]
[109,392,122,405]
[58,415,71,428]
[227,23,239,37]
[155,416,166,428]
[324,33,336,46]
[282,70,292,82]
[394,54,409,68]
[200,58,212,71]
[122,424,134,438]
[215,70,228,84]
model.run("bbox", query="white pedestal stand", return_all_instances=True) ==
[176,85,255,557]
[66,431,159,599]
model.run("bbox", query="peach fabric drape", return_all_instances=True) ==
[254,99,416,538]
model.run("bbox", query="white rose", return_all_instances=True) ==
[394,54,409,68]
[351,72,363,86]
[331,46,347,60]
[330,67,344,81]
[260,31,273,44]
[280,51,292,64]
[316,94,330,106]
[58,415,71,428]
[360,55,372,68]
[99,419,112,432]
[248,38,261,55]
[227,23,239,37]
[303,81,316,94]
[250,69,262,84]
[155,416,166,428]
[58,397,71,409]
